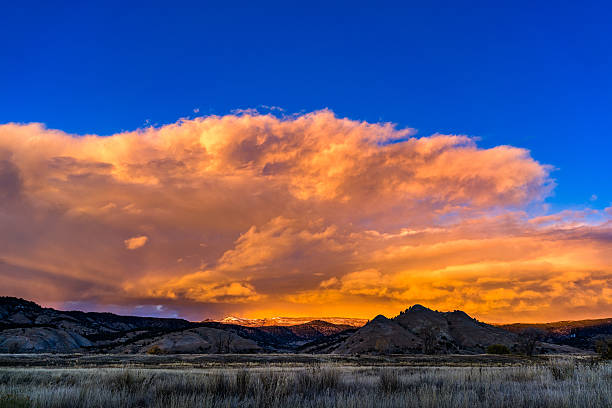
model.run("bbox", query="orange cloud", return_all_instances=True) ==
[124,235,148,250]
[0,112,609,322]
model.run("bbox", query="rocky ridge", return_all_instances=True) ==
[329,305,583,355]
[0,297,355,353]
[0,297,597,355]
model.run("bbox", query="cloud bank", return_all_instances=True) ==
[0,111,610,322]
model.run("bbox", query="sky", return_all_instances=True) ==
[0,1,611,322]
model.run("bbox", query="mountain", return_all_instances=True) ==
[498,318,612,350]
[215,316,368,327]
[333,314,424,354]
[0,297,190,335]
[297,327,359,353]
[0,296,192,353]
[0,297,354,353]
[329,305,582,355]
[284,320,357,337]
[0,297,600,355]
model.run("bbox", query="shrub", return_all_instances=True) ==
[486,344,510,354]
[147,345,164,355]
[107,370,142,391]
[7,343,20,354]
[549,360,575,381]
[374,339,391,354]
[0,394,30,408]
[595,339,612,360]
[296,368,340,395]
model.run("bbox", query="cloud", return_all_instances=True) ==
[0,111,609,322]
[134,270,264,304]
[124,236,148,250]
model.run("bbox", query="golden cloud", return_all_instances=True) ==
[0,111,609,322]
[124,235,148,250]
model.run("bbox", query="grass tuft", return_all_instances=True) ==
[379,369,402,393]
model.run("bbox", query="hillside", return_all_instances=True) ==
[0,297,355,353]
[0,297,601,355]
[330,305,583,355]
[498,318,612,350]
[0,297,192,353]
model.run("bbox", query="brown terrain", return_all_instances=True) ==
[0,297,607,355]
[497,318,612,350]
[0,297,357,354]
[314,305,580,354]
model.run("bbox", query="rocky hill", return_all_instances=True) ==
[262,320,355,339]
[0,298,598,354]
[329,305,582,355]
[114,326,262,354]
[0,297,192,353]
[0,297,355,353]
[499,318,612,350]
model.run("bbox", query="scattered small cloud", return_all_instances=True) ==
[319,277,339,288]
[124,235,148,250]
[231,107,259,115]
[590,194,598,201]
[259,105,285,112]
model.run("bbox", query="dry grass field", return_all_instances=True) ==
[0,352,539,368]
[0,355,610,407]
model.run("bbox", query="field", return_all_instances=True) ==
[0,354,610,408]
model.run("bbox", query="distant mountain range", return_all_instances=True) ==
[212,316,368,327]
[1,297,609,355]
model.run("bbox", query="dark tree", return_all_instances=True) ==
[420,326,438,354]
[595,339,612,359]
[518,328,545,356]
[214,334,232,354]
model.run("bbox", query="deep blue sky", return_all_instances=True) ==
[1,0,610,210]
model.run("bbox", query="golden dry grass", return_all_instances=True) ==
[0,357,610,407]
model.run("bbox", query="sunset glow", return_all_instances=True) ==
[1,112,610,322]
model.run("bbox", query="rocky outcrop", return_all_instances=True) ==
[332,305,519,355]
[333,315,423,354]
